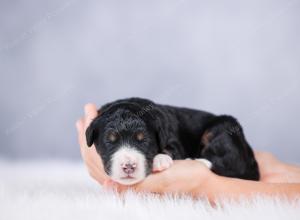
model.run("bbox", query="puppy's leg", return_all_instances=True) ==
[200,115,260,180]
[185,158,212,169]
[195,158,212,169]
[152,154,173,172]
[152,140,184,172]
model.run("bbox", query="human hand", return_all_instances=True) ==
[255,151,300,183]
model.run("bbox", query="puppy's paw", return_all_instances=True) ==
[153,154,173,172]
[195,158,212,169]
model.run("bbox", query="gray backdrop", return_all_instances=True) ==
[0,0,299,163]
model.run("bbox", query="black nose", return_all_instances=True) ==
[122,163,136,174]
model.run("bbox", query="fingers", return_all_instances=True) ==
[104,180,131,194]
[76,118,86,147]
[76,118,84,133]
[75,103,98,149]
[133,170,171,193]
[135,160,212,194]
[84,103,98,130]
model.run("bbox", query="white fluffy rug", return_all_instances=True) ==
[1,160,299,220]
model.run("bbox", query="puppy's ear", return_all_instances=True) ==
[85,120,98,147]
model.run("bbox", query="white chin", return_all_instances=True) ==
[112,176,144,185]
[110,145,147,185]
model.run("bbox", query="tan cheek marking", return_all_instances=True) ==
[108,132,117,142]
[136,132,144,141]
[201,131,212,146]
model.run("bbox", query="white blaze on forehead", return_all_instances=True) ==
[110,145,147,185]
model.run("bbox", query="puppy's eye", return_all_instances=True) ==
[108,132,118,142]
[135,132,144,141]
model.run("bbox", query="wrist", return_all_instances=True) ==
[193,169,219,200]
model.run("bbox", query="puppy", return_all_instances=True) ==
[86,98,259,185]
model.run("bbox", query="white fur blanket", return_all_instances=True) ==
[0,160,299,220]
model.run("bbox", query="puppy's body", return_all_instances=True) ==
[86,98,259,185]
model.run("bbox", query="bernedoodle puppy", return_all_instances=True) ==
[86,97,259,185]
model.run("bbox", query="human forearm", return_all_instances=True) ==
[200,174,300,202]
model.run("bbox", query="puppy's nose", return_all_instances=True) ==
[122,163,136,175]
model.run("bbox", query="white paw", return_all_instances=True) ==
[195,159,212,169]
[153,154,173,172]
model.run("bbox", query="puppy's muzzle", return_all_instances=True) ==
[110,145,147,185]
[122,162,136,175]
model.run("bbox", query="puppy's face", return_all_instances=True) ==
[86,109,159,185]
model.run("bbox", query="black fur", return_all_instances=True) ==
[86,97,260,180]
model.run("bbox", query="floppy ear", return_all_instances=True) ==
[85,120,98,147]
[85,102,116,147]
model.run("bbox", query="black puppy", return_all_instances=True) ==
[86,98,259,185]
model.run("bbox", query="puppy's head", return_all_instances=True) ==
[86,102,163,185]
